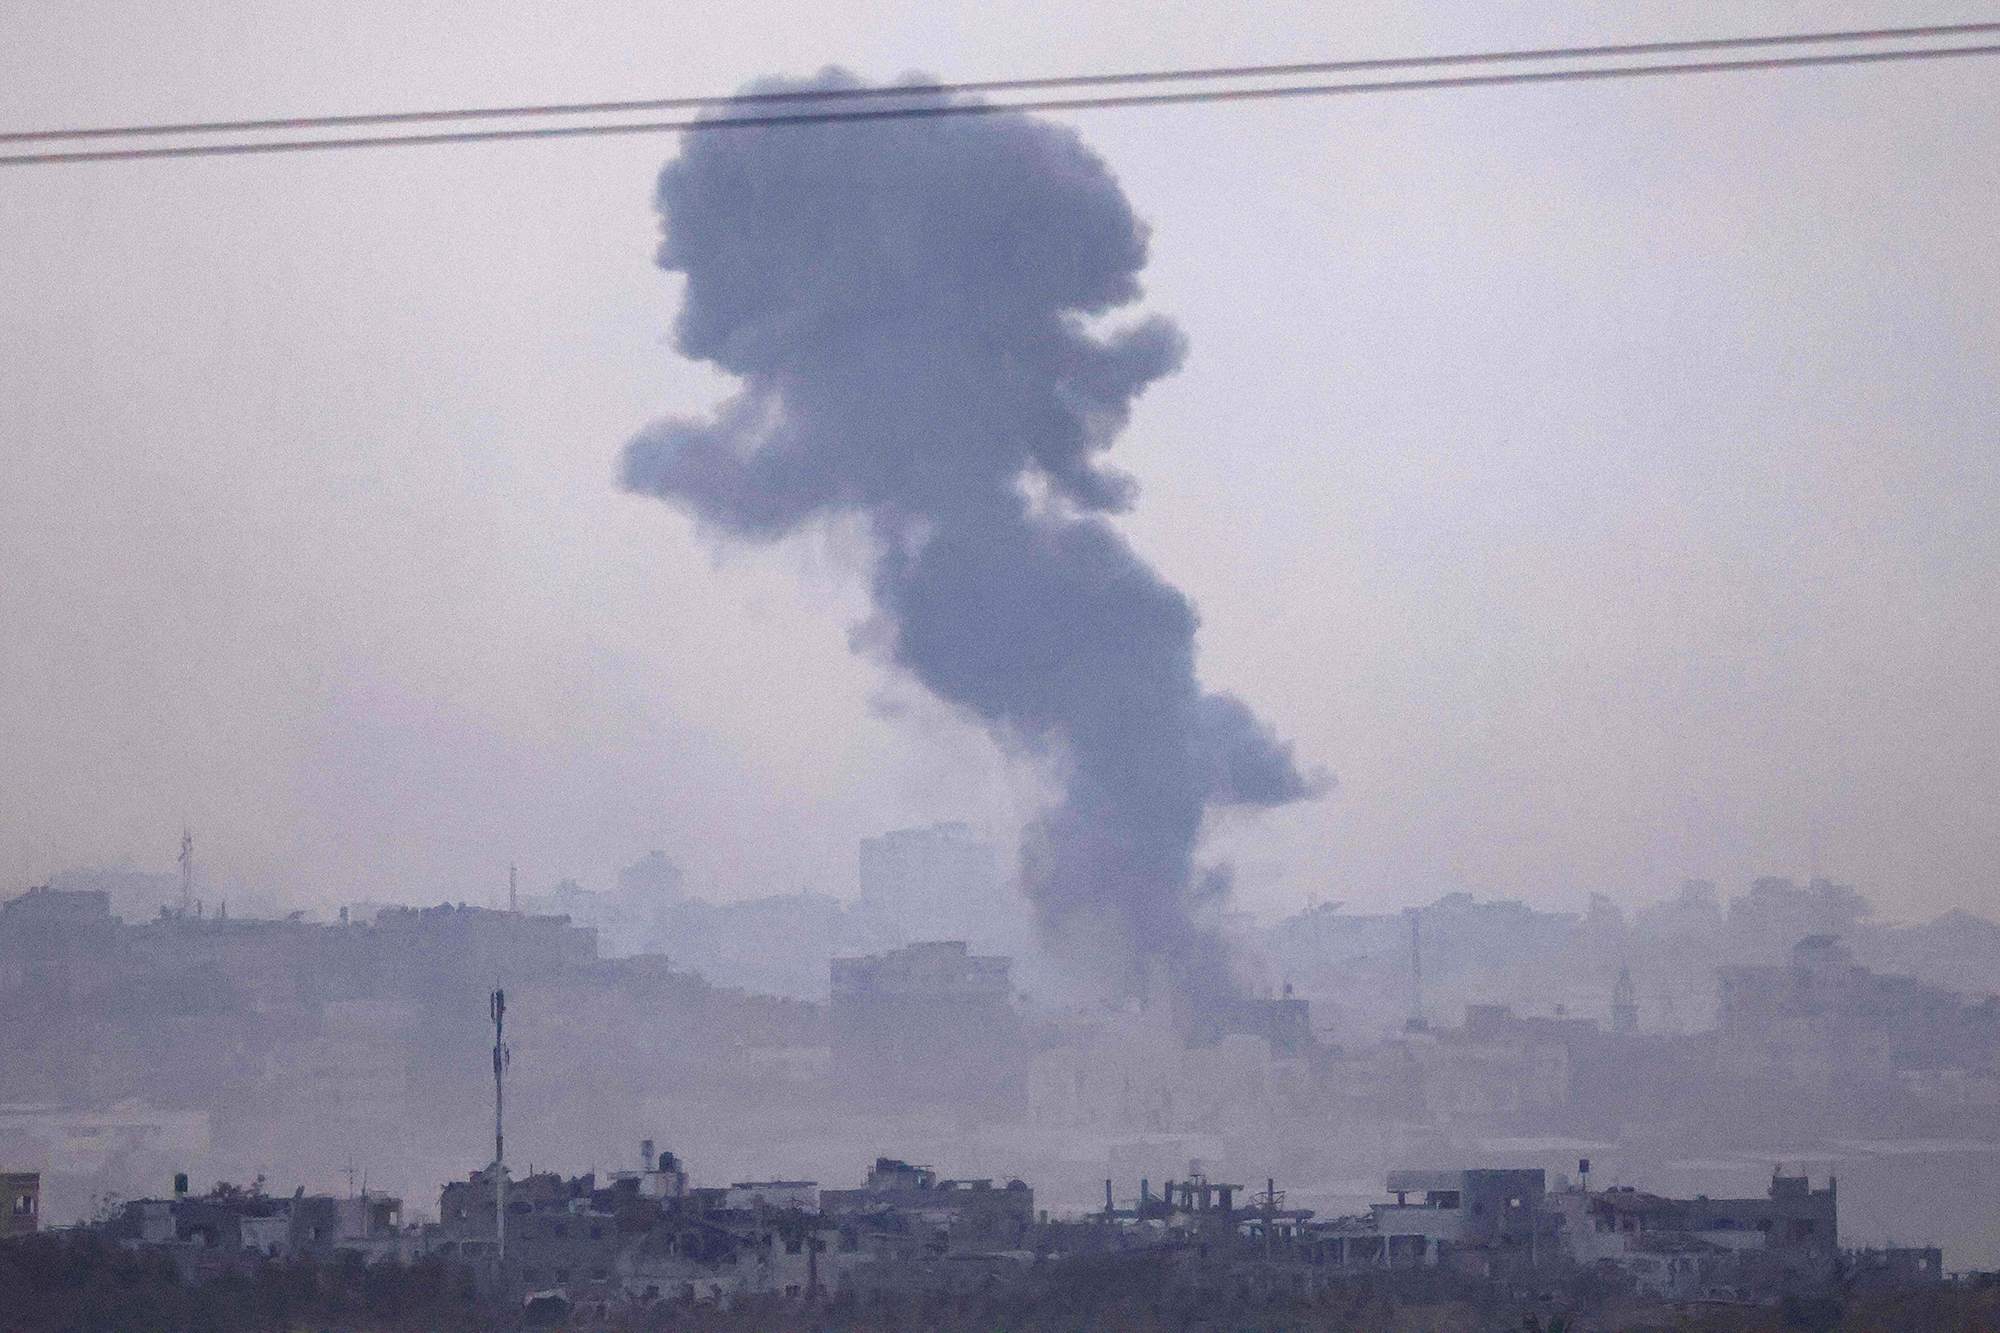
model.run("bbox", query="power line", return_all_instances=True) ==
[5,19,1997,147]
[4,35,1996,167]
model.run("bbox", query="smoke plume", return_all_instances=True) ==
[621,72,1329,999]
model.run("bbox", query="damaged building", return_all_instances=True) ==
[431,1148,1033,1306]
[1544,1169,1840,1300]
[96,1176,416,1277]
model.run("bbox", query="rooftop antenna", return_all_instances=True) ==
[491,987,510,1264]
[509,864,517,914]
[178,828,194,912]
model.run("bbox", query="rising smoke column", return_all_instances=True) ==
[622,73,1329,1000]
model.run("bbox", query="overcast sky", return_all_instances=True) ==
[2,0,1994,924]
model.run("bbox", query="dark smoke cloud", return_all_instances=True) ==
[622,71,1329,998]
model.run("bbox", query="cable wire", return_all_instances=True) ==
[5,18,1997,147]
[3,35,1996,167]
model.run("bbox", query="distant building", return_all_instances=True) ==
[820,1158,1035,1255]
[859,1158,934,1192]
[829,941,1024,1112]
[858,824,1010,947]
[367,903,597,993]
[619,851,682,900]
[1612,966,1639,1034]
[1,885,111,924]
[1716,935,2000,1088]
[0,885,119,1002]
[1193,994,1314,1056]
[1728,878,1870,952]
[724,1181,820,1213]
[1407,1004,1600,1120]
[655,891,883,998]
[1633,879,1724,941]
[3,1172,38,1237]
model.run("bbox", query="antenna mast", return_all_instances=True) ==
[178,828,194,912]
[491,988,509,1264]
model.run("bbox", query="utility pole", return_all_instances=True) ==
[491,988,509,1265]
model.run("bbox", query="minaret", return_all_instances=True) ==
[1611,966,1638,1034]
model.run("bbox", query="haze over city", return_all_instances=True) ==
[2,4,1998,1329]
[5,0,1996,928]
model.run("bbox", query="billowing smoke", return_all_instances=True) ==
[622,72,1329,1000]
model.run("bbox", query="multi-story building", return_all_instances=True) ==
[1716,935,2000,1088]
[829,941,1025,1112]
[858,824,1013,948]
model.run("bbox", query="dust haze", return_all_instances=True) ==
[3,0,1999,1319]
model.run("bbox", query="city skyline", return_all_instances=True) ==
[5,1,1997,927]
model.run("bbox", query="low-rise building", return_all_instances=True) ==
[724,1181,820,1213]
[97,1180,412,1269]
[1543,1170,1838,1300]
[821,1157,1037,1258]
[430,1150,1014,1304]
[1281,1168,1550,1272]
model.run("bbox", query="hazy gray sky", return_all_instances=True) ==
[2,1,1994,923]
